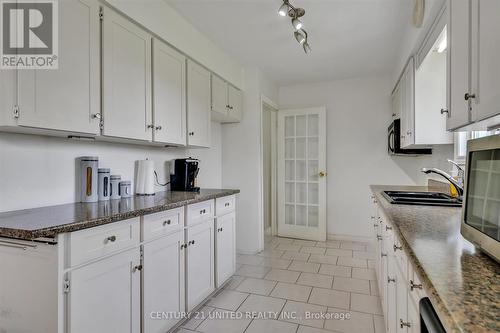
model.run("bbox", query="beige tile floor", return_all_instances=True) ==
[175,236,385,333]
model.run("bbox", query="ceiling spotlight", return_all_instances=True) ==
[292,17,303,30]
[277,0,311,53]
[294,30,306,44]
[278,2,289,17]
[303,42,311,54]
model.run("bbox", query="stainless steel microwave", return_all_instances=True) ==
[462,134,500,262]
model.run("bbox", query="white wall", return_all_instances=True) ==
[222,66,278,254]
[0,123,222,212]
[279,76,454,240]
[105,0,243,88]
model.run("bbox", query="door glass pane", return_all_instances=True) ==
[285,138,295,159]
[296,183,307,204]
[285,182,295,203]
[285,161,295,181]
[296,138,306,159]
[296,205,307,226]
[308,206,319,227]
[308,160,319,181]
[308,183,319,204]
[308,137,318,159]
[296,161,306,181]
[296,115,307,136]
[285,204,295,225]
[308,114,319,136]
[285,116,295,137]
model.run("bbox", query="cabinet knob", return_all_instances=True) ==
[407,131,412,136]
[163,220,171,226]
[377,235,382,241]
[386,225,392,231]
[106,235,116,243]
[464,93,476,101]
[440,108,449,115]
[393,244,403,252]
[188,132,194,136]
[133,265,143,272]
[410,280,423,291]
[400,319,411,328]
[92,113,102,120]
[381,253,387,257]
[155,126,162,131]
[147,124,154,129]
[388,277,396,283]
[188,240,195,245]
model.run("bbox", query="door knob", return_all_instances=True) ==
[319,171,326,177]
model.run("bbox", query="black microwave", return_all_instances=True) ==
[388,119,432,155]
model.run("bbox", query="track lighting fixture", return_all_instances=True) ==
[277,0,311,53]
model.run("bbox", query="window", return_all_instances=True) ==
[455,131,499,166]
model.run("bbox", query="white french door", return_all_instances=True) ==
[277,107,327,241]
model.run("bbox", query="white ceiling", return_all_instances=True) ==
[165,0,414,86]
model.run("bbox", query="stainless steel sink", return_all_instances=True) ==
[382,191,462,207]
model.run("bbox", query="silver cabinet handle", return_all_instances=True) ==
[106,235,117,243]
[188,132,194,136]
[400,319,411,328]
[386,225,392,231]
[377,235,382,241]
[393,244,402,251]
[92,113,102,119]
[180,244,187,250]
[373,224,378,228]
[163,220,171,226]
[410,280,423,291]
[388,277,396,283]
[0,241,27,250]
[133,265,143,273]
[440,108,449,115]
[381,253,387,257]
[464,93,476,101]
[155,126,162,131]
[147,124,154,129]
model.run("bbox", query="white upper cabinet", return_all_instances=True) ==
[448,0,500,129]
[102,7,152,141]
[447,0,471,130]
[401,58,415,148]
[16,0,100,135]
[211,74,229,121]
[470,0,500,122]
[211,74,243,123]
[152,38,186,146]
[227,85,243,122]
[187,60,211,148]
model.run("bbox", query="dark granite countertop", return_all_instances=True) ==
[371,185,499,333]
[0,189,239,241]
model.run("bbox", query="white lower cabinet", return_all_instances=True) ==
[215,211,236,287]
[67,248,141,333]
[186,220,215,311]
[143,231,185,333]
[370,193,428,333]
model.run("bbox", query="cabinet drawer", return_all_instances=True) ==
[216,195,235,216]
[142,207,184,241]
[186,200,214,226]
[69,218,140,266]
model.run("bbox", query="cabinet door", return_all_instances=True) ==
[143,231,185,333]
[395,265,409,333]
[386,254,398,333]
[186,221,215,311]
[407,297,420,333]
[216,212,236,287]
[211,74,228,119]
[17,0,100,134]
[187,60,211,147]
[152,38,186,145]
[447,0,471,130]
[102,8,152,141]
[400,58,415,148]
[227,85,243,122]
[68,249,140,333]
[391,84,401,120]
[470,0,500,121]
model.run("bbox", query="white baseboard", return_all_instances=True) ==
[327,233,372,243]
[236,249,260,255]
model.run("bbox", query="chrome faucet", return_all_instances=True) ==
[421,167,464,197]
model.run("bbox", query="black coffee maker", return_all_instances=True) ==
[170,158,200,192]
